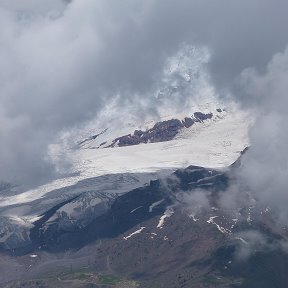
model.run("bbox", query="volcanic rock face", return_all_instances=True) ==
[110,119,183,147]
[108,112,213,148]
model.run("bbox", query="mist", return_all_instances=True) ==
[237,47,288,223]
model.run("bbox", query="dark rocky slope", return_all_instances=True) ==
[3,157,288,287]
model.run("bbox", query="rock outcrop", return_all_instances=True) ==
[109,112,213,148]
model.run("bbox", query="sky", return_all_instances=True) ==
[0,0,288,220]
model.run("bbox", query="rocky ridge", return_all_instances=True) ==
[107,112,213,148]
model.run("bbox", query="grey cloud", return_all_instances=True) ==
[237,48,288,223]
[234,229,288,261]
[0,0,67,14]
[234,230,271,261]
[177,189,211,218]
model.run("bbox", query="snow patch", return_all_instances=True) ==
[207,216,231,234]
[231,218,238,229]
[130,206,143,214]
[157,207,174,229]
[189,214,199,222]
[149,199,164,212]
[235,237,249,245]
[123,227,146,240]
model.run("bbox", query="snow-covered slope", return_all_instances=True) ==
[0,102,250,249]
[0,45,252,249]
[72,102,250,174]
[0,103,250,207]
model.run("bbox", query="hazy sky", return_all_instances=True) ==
[0,0,288,211]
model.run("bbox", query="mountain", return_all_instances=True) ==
[2,156,288,288]
[0,44,250,252]
[1,100,285,288]
[0,101,249,251]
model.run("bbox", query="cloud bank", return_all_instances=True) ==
[237,48,288,223]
